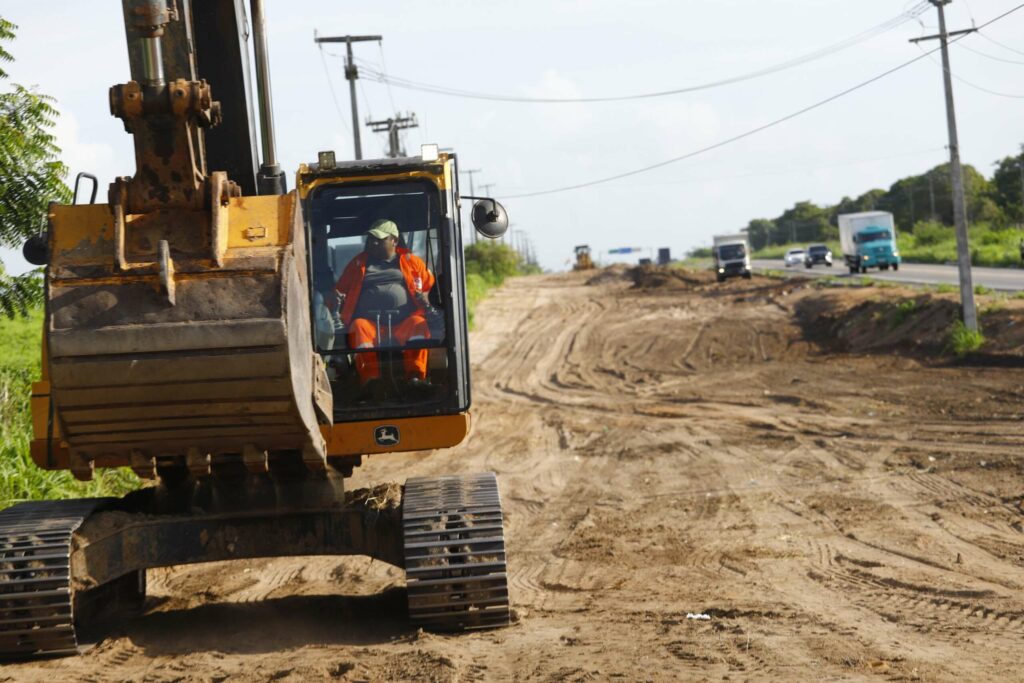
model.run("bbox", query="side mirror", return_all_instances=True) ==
[471,199,508,239]
[23,232,48,266]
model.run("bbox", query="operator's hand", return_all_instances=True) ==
[329,291,345,312]
[416,291,431,308]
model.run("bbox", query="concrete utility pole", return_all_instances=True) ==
[460,169,482,243]
[928,172,937,221]
[366,113,418,158]
[1018,144,1024,227]
[314,33,382,160]
[911,0,978,331]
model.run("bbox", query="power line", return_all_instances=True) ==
[502,147,946,192]
[502,2,1024,200]
[917,43,1024,99]
[317,44,351,135]
[977,29,1024,57]
[349,5,930,104]
[956,40,1024,65]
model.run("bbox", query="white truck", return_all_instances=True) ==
[837,211,901,274]
[712,233,752,283]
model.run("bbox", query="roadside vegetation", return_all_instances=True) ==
[0,309,139,507]
[948,319,985,356]
[709,143,1024,268]
[464,241,540,327]
[751,222,1024,268]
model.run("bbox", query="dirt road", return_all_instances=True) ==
[7,269,1024,681]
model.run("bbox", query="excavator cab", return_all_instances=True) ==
[299,151,508,460]
[304,161,468,421]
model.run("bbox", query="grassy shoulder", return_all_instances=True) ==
[0,309,138,508]
[752,223,1024,267]
[465,241,538,327]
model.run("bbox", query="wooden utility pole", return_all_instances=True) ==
[366,113,418,158]
[314,33,382,160]
[910,0,978,331]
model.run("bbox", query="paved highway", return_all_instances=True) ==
[750,259,1024,292]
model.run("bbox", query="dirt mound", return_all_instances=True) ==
[795,288,1024,361]
[796,291,960,354]
[584,264,631,286]
[628,264,710,289]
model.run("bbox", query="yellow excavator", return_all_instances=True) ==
[1,0,510,658]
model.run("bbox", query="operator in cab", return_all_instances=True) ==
[333,219,436,396]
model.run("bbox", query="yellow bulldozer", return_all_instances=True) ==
[1,0,511,658]
[573,244,594,270]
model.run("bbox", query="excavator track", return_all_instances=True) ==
[403,472,510,631]
[0,499,108,659]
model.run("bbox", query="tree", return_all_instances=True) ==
[991,148,1024,225]
[745,218,774,250]
[0,17,69,317]
[774,201,831,245]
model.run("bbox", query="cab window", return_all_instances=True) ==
[307,180,451,416]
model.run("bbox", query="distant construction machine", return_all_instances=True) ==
[2,0,512,659]
[573,244,595,270]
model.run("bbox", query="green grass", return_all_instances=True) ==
[974,284,994,296]
[0,309,138,509]
[892,299,919,326]
[948,320,985,356]
[935,283,956,294]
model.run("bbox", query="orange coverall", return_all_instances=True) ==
[334,249,436,384]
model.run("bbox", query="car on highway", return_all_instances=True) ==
[804,244,833,268]
[783,248,806,268]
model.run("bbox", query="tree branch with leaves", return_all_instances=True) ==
[0,17,70,317]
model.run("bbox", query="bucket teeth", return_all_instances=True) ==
[129,450,157,479]
[186,447,211,478]
[243,444,269,474]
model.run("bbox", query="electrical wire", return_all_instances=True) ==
[318,44,351,134]
[504,147,946,192]
[957,41,1024,65]
[916,44,1024,99]
[346,4,930,104]
[377,42,399,114]
[977,29,1024,57]
[502,3,1024,200]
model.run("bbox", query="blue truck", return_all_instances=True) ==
[838,211,902,274]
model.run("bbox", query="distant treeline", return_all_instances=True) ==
[732,146,1024,251]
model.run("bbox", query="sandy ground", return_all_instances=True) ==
[5,268,1024,682]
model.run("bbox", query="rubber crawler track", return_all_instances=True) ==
[403,472,511,631]
[0,499,108,659]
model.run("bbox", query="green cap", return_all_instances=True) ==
[367,219,399,240]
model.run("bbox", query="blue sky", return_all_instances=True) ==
[3,0,1023,271]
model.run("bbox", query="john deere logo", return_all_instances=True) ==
[374,425,400,446]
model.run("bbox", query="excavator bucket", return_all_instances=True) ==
[38,189,331,479]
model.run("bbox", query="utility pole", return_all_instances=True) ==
[1018,144,1024,227]
[366,113,418,158]
[460,169,482,243]
[928,172,937,221]
[314,33,382,160]
[911,0,978,332]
